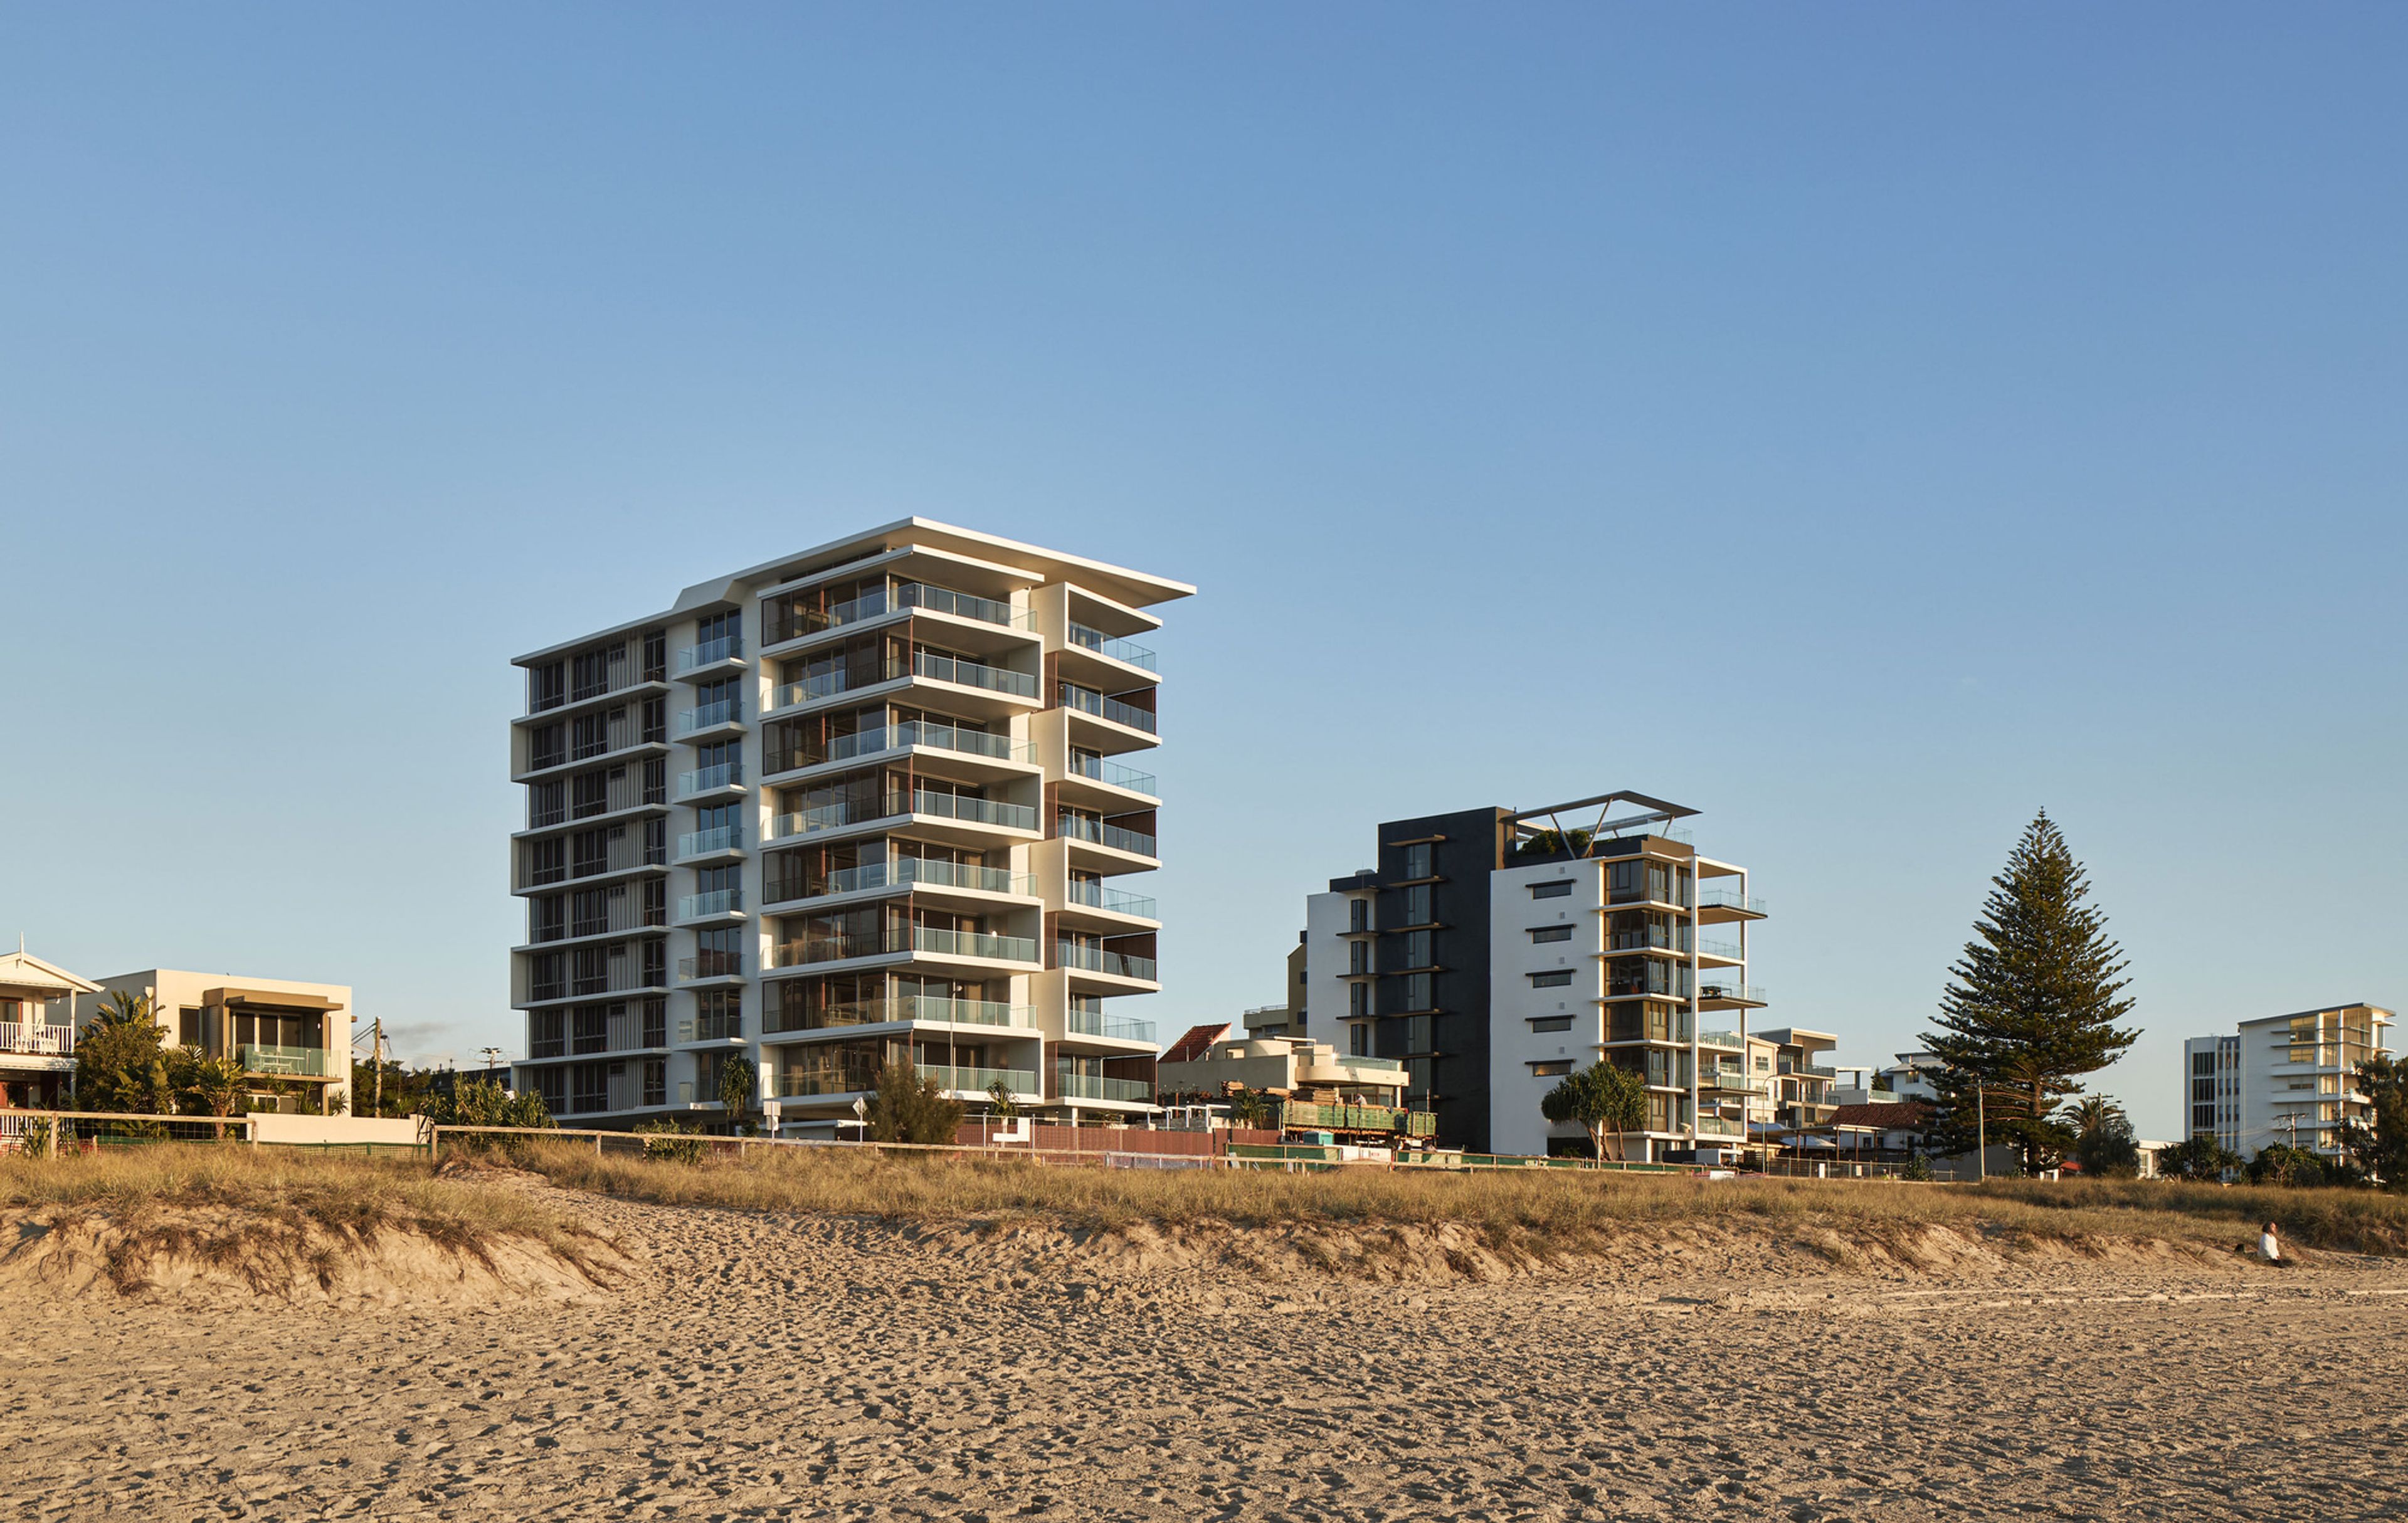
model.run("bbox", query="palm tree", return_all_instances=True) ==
[2060,1094,2125,1137]
[92,989,155,1029]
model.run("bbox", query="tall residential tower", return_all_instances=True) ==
[509,519,1189,1131]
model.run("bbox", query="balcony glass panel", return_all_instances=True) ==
[1058,814,1157,858]
[1064,621,1158,672]
[675,699,743,735]
[676,825,744,857]
[675,635,743,672]
[1056,1071,1154,1103]
[1056,941,1157,981]
[241,1045,329,1077]
[1069,754,1158,795]
[677,888,744,919]
[1065,880,1158,919]
[914,651,1038,698]
[1065,1008,1158,1043]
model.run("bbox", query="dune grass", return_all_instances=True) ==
[513,1139,2408,1257]
[0,1145,608,1293]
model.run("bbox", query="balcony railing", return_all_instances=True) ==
[676,825,744,858]
[1698,1029,1746,1050]
[1697,887,1768,915]
[771,930,907,967]
[1698,939,1745,961]
[677,888,744,919]
[1065,880,1158,919]
[927,1064,1040,1096]
[1696,1116,1746,1139]
[1065,621,1158,672]
[910,790,1038,831]
[916,926,1038,963]
[241,1045,329,1077]
[1058,814,1157,858]
[914,650,1038,698]
[1697,980,1765,1004]
[1780,1062,1837,1078]
[676,761,743,798]
[1057,1071,1154,1104]
[820,857,1032,899]
[764,995,1028,1033]
[675,635,743,672]
[1333,1055,1407,1073]
[1069,754,1157,796]
[779,720,1035,774]
[1057,941,1157,981]
[675,699,744,735]
[0,1023,75,1057]
[679,953,746,981]
[899,581,1027,628]
[1058,683,1157,733]
[1066,1008,1158,1043]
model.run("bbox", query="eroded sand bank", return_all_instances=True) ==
[7,1181,2404,1521]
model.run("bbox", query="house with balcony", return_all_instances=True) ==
[0,947,99,1115]
[2182,1003,2394,1161]
[77,969,354,1116]
[510,519,1188,1129]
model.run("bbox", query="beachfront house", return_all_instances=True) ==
[0,946,99,1120]
[77,970,356,1117]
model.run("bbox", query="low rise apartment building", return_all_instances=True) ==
[1154,1025,1407,1105]
[2182,1003,2393,1160]
[1300,790,1772,1161]
[0,947,98,1114]
[509,518,1188,1130]
[79,969,356,1116]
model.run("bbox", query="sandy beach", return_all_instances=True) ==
[7,1178,2407,1523]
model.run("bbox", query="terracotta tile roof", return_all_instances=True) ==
[1160,1023,1232,1064]
[1825,1100,1933,1130]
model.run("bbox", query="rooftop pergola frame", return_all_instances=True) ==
[1504,791,1698,858]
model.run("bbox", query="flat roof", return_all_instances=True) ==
[514,516,1194,665]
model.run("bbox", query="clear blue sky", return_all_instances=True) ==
[4,6,2401,1139]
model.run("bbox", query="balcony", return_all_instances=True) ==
[813,856,1033,901]
[1058,941,1157,981]
[1697,887,1768,918]
[1697,939,1745,962]
[914,650,1038,698]
[915,926,1039,963]
[1780,1062,1837,1079]
[1696,1116,1746,1139]
[766,580,1032,646]
[679,953,746,982]
[927,1064,1040,1097]
[1058,683,1156,734]
[1698,1029,1746,1051]
[0,1023,75,1057]
[1065,621,1157,672]
[675,699,744,737]
[764,995,1029,1033]
[1068,754,1158,796]
[910,790,1039,831]
[1703,1070,1766,1095]
[1696,979,1766,1008]
[1065,880,1158,920]
[1057,1072,1154,1104]
[1066,1008,1158,1043]
[1058,814,1157,858]
[675,825,744,860]
[241,1045,330,1078]
[677,888,744,920]
[768,720,1035,777]
[676,761,744,799]
[675,635,744,673]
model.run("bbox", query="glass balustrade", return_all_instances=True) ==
[1065,1008,1158,1043]
[1064,621,1158,671]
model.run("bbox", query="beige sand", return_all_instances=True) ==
[7,1179,2405,1521]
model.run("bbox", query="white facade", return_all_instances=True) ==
[0,949,98,1113]
[509,519,1189,1130]
[2182,1005,2392,1159]
[1484,845,1767,1161]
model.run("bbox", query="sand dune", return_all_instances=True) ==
[7,1179,2405,1520]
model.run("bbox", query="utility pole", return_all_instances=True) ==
[1977,1086,1986,1184]
[372,1018,386,1117]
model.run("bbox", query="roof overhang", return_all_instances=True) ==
[204,988,346,1011]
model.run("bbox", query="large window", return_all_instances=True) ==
[1402,843,1433,878]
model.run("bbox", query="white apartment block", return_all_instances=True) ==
[0,947,98,1114]
[509,519,1188,1130]
[1301,792,1773,1162]
[2182,1003,2393,1159]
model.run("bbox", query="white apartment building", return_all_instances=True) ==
[509,519,1188,1130]
[2182,1003,2393,1159]
[1300,791,1771,1162]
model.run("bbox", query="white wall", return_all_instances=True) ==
[1302,890,1357,1053]
[1487,858,1605,1157]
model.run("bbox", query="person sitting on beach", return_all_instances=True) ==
[2260,1221,2287,1266]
